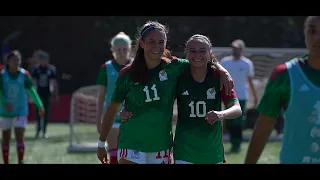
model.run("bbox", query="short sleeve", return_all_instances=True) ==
[221,88,238,105]
[256,64,290,118]
[96,64,108,86]
[247,60,255,77]
[111,67,129,104]
[24,71,34,89]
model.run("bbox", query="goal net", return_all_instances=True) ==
[68,85,100,153]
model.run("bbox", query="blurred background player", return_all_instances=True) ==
[97,21,234,164]
[174,34,242,164]
[245,16,320,164]
[31,50,58,139]
[96,32,132,164]
[0,50,44,164]
[220,39,257,153]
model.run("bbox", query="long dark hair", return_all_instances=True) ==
[129,21,168,85]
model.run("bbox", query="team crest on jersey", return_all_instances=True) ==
[159,70,168,81]
[206,88,216,99]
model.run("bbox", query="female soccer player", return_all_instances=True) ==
[97,21,233,164]
[120,34,242,164]
[173,34,242,164]
[0,50,44,164]
[245,16,320,164]
[96,32,133,164]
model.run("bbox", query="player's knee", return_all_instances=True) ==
[1,130,11,143]
[14,128,25,141]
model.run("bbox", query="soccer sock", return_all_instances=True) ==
[17,141,25,163]
[1,143,9,164]
[108,148,118,164]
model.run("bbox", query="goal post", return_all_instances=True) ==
[68,85,100,153]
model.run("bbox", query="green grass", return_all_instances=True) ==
[1,123,281,164]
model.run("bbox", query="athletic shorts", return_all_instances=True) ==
[117,148,171,164]
[0,116,28,130]
[175,160,224,164]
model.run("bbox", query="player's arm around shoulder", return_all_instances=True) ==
[169,57,190,76]
[214,61,234,96]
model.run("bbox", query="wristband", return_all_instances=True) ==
[98,140,107,148]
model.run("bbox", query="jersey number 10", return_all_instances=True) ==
[189,101,207,118]
[143,84,160,103]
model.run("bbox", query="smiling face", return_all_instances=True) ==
[112,43,131,63]
[111,32,132,64]
[186,38,212,69]
[140,28,166,63]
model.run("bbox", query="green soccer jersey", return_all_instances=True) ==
[112,58,189,152]
[174,69,238,164]
[257,55,320,118]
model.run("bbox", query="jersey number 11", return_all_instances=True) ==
[143,84,160,103]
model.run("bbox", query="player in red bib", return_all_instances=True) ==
[97,21,234,164]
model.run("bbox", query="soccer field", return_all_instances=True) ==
[1,123,281,164]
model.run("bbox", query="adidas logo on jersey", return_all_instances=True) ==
[182,90,189,95]
[299,84,310,92]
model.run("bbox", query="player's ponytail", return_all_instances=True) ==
[130,45,148,84]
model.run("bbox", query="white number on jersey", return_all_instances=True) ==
[143,84,160,103]
[189,101,207,118]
